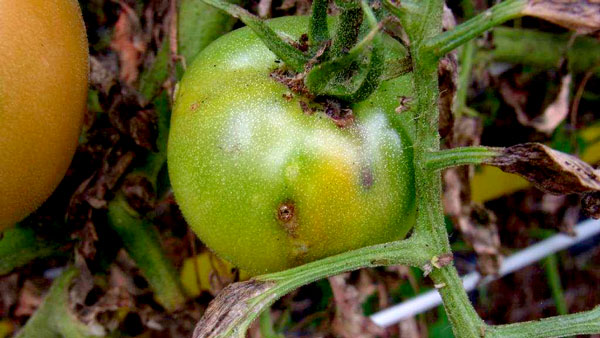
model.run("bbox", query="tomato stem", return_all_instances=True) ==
[424,147,502,171]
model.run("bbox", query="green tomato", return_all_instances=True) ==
[168,16,416,275]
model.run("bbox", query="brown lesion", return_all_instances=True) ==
[277,200,299,236]
[276,200,310,263]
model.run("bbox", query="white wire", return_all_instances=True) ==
[370,218,600,328]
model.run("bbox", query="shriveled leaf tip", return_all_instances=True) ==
[523,0,600,33]
[487,143,600,195]
[193,279,276,338]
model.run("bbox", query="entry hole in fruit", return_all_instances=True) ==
[278,202,295,223]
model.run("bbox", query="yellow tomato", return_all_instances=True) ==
[0,0,88,229]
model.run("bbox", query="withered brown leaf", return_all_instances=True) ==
[487,143,600,195]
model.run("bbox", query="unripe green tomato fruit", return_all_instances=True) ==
[168,16,416,275]
[0,0,89,230]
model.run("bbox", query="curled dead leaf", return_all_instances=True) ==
[192,279,276,338]
[487,143,600,195]
[523,0,600,34]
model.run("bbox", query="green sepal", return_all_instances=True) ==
[304,1,385,102]
[308,0,330,50]
[202,0,310,72]
[329,3,363,59]
[381,57,412,81]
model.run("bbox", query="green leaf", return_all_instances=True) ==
[139,38,171,100]
[178,0,240,64]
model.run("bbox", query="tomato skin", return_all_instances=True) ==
[0,0,89,229]
[168,16,415,275]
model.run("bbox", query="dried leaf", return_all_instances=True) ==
[72,216,100,259]
[523,0,600,34]
[438,53,458,139]
[530,74,572,134]
[14,281,44,317]
[487,143,600,194]
[192,279,276,338]
[90,55,119,95]
[583,191,600,218]
[0,274,19,317]
[111,4,147,85]
[80,148,135,210]
[258,0,273,17]
[328,273,384,338]
[122,174,156,214]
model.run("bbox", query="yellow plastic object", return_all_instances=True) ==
[471,124,600,203]
[0,0,89,229]
[180,251,249,297]
[580,124,600,164]
[0,320,13,338]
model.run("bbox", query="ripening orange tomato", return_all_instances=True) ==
[0,0,89,229]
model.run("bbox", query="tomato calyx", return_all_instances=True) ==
[202,0,413,104]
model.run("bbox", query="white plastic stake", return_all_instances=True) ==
[370,218,600,327]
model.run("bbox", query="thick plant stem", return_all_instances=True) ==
[431,267,486,336]
[407,0,485,336]
[424,0,527,57]
[486,306,600,337]
[425,146,501,171]
[16,267,100,338]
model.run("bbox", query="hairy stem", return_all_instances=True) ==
[407,0,485,336]
[486,307,600,337]
[425,146,501,171]
[430,267,486,336]
[424,0,527,57]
